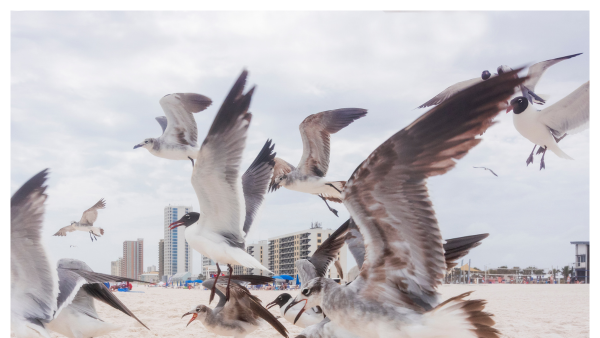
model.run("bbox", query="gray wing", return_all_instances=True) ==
[242,139,276,236]
[155,116,168,134]
[523,53,583,94]
[539,81,589,137]
[297,108,367,177]
[79,198,105,225]
[56,268,88,318]
[159,93,212,147]
[417,77,484,108]
[344,218,365,270]
[443,234,489,270]
[53,224,76,236]
[296,260,318,286]
[82,283,149,329]
[343,69,524,310]
[11,169,58,326]
[191,71,254,246]
[308,219,349,277]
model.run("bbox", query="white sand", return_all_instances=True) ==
[47,284,588,338]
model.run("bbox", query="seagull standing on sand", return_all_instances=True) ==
[509,81,589,170]
[134,92,212,167]
[169,70,275,303]
[182,278,288,338]
[284,70,525,338]
[268,108,368,217]
[53,198,106,242]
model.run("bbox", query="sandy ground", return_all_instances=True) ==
[46,284,588,338]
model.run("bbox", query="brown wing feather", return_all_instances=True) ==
[269,157,295,192]
[343,69,526,309]
[79,198,105,225]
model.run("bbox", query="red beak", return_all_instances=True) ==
[182,312,198,327]
[506,104,513,113]
[169,221,184,230]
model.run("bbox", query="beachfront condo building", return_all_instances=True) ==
[147,265,156,273]
[571,241,590,283]
[163,205,193,278]
[268,222,347,282]
[121,239,143,279]
[158,239,164,280]
[111,257,122,276]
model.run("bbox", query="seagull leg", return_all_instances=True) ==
[539,146,547,170]
[209,263,221,305]
[225,264,233,302]
[526,145,536,166]
[318,195,339,217]
[188,156,195,167]
[89,231,94,242]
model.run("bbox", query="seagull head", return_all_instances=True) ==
[133,138,155,150]
[284,278,325,324]
[481,70,491,80]
[508,96,529,114]
[269,174,288,192]
[266,293,292,309]
[497,65,512,75]
[169,212,200,230]
[181,305,209,327]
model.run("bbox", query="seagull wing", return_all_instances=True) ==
[417,77,484,108]
[55,268,88,318]
[344,218,366,270]
[11,169,57,330]
[539,81,589,137]
[79,198,105,226]
[53,224,76,236]
[241,139,276,236]
[191,71,254,247]
[488,169,498,177]
[308,219,349,278]
[343,70,524,310]
[155,116,168,134]
[82,283,149,329]
[297,108,367,177]
[159,93,212,147]
[268,157,295,192]
[523,53,582,93]
[443,234,489,270]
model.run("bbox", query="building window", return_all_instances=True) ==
[317,233,321,237]
[317,239,321,243]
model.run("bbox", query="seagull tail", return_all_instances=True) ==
[548,144,574,160]
[420,291,499,338]
[234,250,273,274]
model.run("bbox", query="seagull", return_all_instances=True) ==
[182,277,288,338]
[284,69,525,338]
[168,70,274,304]
[417,70,497,108]
[134,92,212,167]
[46,258,149,338]
[508,81,589,170]
[473,166,498,177]
[69,245,77,248]
[53,198,106,242]
[268,108,368,217]
[497,52,582,105]
[267,220,349,327]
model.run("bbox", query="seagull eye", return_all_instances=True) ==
[302,288,311,296]
[145,140,148,144]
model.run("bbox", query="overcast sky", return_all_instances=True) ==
[11,11,589,275]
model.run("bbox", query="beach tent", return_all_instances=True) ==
[296,274,300,286]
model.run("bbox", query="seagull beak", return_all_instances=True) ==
[292,300,308,325]
[169,221,184,230]
[182,312,197,327]
[506,105,513,113]
[265,300,278,309]
[284,298,306,316]
[133,144,143,149]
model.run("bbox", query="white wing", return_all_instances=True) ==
[539,81,589,136]
[191,71,253,246]
[159,93,212,147]
[523,53,583,92]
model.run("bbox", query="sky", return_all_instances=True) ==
[11,11,589,275]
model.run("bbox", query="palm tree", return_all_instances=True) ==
[561,266,572,283]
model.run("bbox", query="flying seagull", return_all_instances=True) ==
[509,81,589,170]
[417,70,497,108]
[134,92,212,167]
[46,258,149,338]
[268,108,368,217]
[182,277,288,338]
[284,69,525,338]
[53,198,106,242]
[268,220,350,327]
[169,70,274,304]
[473,166,498,177]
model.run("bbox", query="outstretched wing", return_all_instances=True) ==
[308,219,349,278]
[343,70,524,311]
[344,218,366,270]
[523,53,582,93]
[539,81,589,137]
[191,71,254,247]
[417,77,484,108]
[82,283,149,329]
[79,198,105,226]
[443,234,489,270]
[297,108,367,177]
[11,169,58,328]
[159,93,212,147]
[53,224,76,236]
[269,157,295,192]
[242,139,276,236]
[155,116,168,134]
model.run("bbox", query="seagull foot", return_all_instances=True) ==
[540,159,546,170]
[526,154,534,166]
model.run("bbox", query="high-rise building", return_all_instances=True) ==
[111,257,123,276]
[147,265,157,273]
[268,222,347,280]
[164,206,193,277]
[158,239,164,280]
[122,239,144,279]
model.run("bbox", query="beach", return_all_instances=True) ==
[47,284,589,338]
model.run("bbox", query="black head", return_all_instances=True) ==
[266,293,292,309]
[509,96,529,114]
[481,70,491,80]
[169,212,200,230]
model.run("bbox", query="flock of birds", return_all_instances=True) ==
[11,52,589,338]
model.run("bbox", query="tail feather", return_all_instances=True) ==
[549,144,574,160]
[234,251,272,274]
